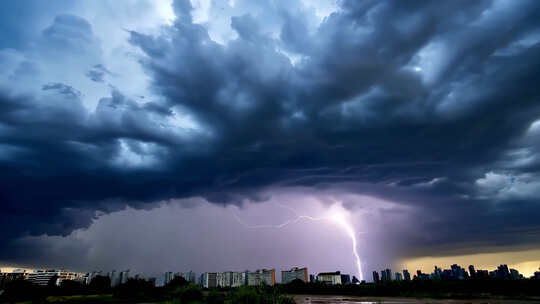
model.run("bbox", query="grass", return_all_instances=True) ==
[45,294,115,303]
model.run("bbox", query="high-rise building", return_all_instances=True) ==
[317,271,341,285]
[496,264,511,279]
[416,270,429,279]
[434,266,442,279]
[26,269,85,286]
[450,264,467,280]
[476,269,488,278]
[510,269,521,280]
[403,269,411,281]
[372,271,380,283]
[27,271,58,286]
[88,271,103,285]
[381,269,392,281]
[201,272,217,288]
[217,271,235,287]
[185,271,196,284]
[395,272,402,281]
[109,270,121,287]
[281,267,308,284]
[247,269,275,286]
[231,271,247,287]
[468,265,476,278]
[534,268,540,279]
[119,270,130,284]
[162,271,174,286]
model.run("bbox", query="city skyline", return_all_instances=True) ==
[3,262,540,284]
[2,0,540,285]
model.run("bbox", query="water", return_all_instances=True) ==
[294,296,415,304]
[292,295,534,304]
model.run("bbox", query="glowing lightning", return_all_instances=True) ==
[233,202,364,281]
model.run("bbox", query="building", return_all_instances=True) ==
[162,271,174,286]
[395,272,402,281]
[27,270,86,287]
[309,274,317,283]
[372,271,380,283]
[87,271,103,284]
[450,264,467,280]
[119,270,130,284]
[496,264,510,279]
[0,272,27,289]
[282,267,308,284]
[185,271,197,284]
[340,274,351,284]
[109,270,125,287]
[232,271,247,287]
[217,271,233,287]
[59,271,86,285]
[468,265,476,278]
[173,271,196,284]
[317,271,341,285]
[27,270,59,286]
[510,269,521,280]
[403,269,411,281]
[381,269,392,281]
[201,272,217,288]
[247,269,275,286]
[476,269,489,278]
[416,270,429,279]
[433,266,442,279]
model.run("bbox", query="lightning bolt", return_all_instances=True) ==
[232,202,364,281]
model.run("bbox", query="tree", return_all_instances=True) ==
[166,276,189,289]
[89,275,111,293]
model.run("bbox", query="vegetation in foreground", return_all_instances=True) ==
[0,276,295,304]
[280,277,540,300]
[2,276,540,303]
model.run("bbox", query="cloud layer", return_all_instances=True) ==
[1,0,540,274]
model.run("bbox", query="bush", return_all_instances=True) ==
[1,279,45,302]
[88,275,111,294]
[114,278,157,301]
[170,284,204,303]
[206,290,225,304]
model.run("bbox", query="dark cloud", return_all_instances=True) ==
[85,64,112,83]
[42,82,82,99]
[1,0,540,269]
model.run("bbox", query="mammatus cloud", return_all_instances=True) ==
[1,0,540,275]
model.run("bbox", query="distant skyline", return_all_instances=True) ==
[2,0,540,282]
[2,259,539,282]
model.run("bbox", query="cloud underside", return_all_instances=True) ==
[1,0,540,261]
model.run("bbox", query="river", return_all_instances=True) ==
[292,295,538,304]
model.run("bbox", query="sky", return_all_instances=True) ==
[1,0,540,281]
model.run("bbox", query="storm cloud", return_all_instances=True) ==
[1,0,540,276]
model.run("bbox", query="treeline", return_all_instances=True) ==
[3,276,540,303]
[280,278,540,299]
[0,276,295,304]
